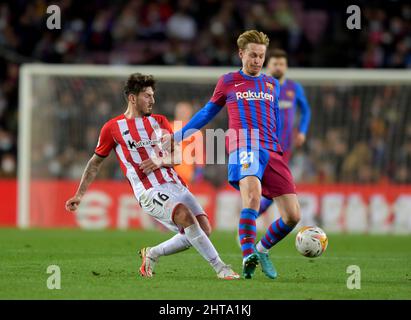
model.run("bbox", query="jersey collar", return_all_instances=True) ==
[239,69,263,80]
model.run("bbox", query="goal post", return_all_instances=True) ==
[18,64,411,230]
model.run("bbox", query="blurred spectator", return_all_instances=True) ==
[341,142,372,182]
[166,1,197,41]
[171,101,205,186]
[0,153,15,177]
[0,0,411,184]
[23,74,410,187]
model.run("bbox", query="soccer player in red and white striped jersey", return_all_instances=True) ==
[65,73,239,280]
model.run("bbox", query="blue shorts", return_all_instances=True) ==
[228,147,269,190]
[228,147,296,198]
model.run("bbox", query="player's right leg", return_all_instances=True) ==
[228,147,270,279]
[238,176,261,279]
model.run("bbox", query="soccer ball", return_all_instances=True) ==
[295,226,328,258]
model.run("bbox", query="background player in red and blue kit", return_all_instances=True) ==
[164,30,301,280]
[258,49,312,217]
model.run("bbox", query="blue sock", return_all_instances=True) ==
[260,217,294,250]
[238,208,258,258]
[257,197,273,217]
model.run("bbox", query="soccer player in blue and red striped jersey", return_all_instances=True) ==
[163,30,301,279]
[258,49,312,217]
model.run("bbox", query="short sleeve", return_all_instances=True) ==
[209,76,227,107]
[95,122,116,157]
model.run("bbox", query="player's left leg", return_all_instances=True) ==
[256,194,300,253]
[254,194,300,280]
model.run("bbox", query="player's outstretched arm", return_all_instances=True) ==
[65,154,105,212]
[163,75,226,149]
[173,101,222,143]
[139,143,182,175]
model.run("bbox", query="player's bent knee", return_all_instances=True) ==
[284,208,301,226]
[173,204,196,228]
[244,192,261,211]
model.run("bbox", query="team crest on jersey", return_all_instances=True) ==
[266,82,274,91]
[286,90,295,98]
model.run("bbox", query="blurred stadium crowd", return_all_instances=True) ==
[29,77,411,186]
[1,0,411,183]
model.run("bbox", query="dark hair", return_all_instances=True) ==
[124,73,156,98]
[268,48,288,60]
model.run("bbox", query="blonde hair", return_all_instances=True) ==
[237,30,270,50]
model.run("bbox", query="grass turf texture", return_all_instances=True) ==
[0,229,410,300]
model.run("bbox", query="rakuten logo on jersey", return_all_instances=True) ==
[236,90,274,102]
[127,139,160,150]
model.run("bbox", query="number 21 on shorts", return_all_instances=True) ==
[240,151,254,166]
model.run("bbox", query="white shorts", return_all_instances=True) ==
[137,182,206,233]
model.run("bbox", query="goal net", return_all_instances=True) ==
[18,65,411,233]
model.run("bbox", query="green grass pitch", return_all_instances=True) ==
[0,228,410,300]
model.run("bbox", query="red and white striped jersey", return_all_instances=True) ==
[95,114,187,196]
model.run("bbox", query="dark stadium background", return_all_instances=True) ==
[0,0,410,302]
[0,0,410,230]
[1,0,411,181]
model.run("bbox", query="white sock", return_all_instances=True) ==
[149,233,192,259]
[256,241,269,254]
[184,223,225,272]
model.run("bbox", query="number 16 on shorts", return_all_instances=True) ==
[152,192,170,209]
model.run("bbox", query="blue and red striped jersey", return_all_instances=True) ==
[277,79,311,152]
[210,69,282,154]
